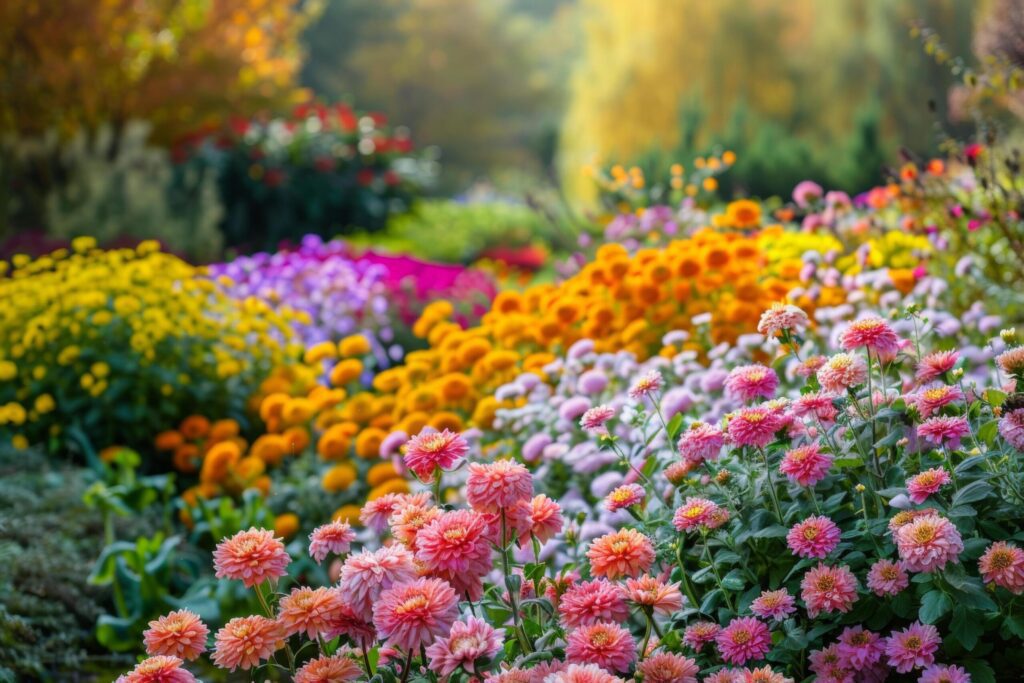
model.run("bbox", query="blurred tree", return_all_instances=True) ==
[0,0,316,143]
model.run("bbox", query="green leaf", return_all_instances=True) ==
[952,480,994,507]
[950,605,984,650]
[985,389,1007,407]
[1003,614,1024,639]
[963,659,997,683]
[751,525,788,539]
[919,590,951,624]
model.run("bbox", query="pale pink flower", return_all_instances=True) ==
[866,559,909,596]
[415,509,492,577]
[998,408,1024,451]
[915,350,959,384]
[466,459,533,513]
[888,508,938,538]
[403,429,468,481]
[623,575,684,615]
[543,663,619,683]
[792,180,824,208]
[817,353,868,394]
[791,392,839,425]
[978,541,1024,594]
[116,656,197,683]
[836,626,884,670]
[800,564,859,618]
[338,545,418,620]
[525,494,564,543]
[211,616,283,671]
[322,590,376,647]
[725,364,780,402]
[703,671,743,683]
[673,497,721,532]
[143,610,208,661]
[604,484,645,512]
[749,589,796,621]
[372,577,459,652]
[565,621,636,673]
[996,345,1024,379]
[787,516,841,559]
[212,528,290,588]
[586,528,655,579]
[389,500,443,550]
[308,520,356,563]
[906,467,952,504]
[628,370,663,400]
[918,664,973,683]
[757,302,810,337]
[743,666,793,683]
[917,416,970,450]
[715,616,771,665]
[278,586,342,640]
[425,616,504,676]
[580,405,616,433]
[294,653,362,683]
[910,385,963,417]
[727,406,784,448]
[885,622,940,673]
[637,652,699,683]
[895,514,964,573]
[677,422,725,464]
[779,444,832,487]
[796,355,827,378]
[559,578,629,628]
[839,317,900,357]
[682,621,720,652]
[360,492,432,533]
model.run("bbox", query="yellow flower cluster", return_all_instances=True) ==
[0,238,300,450]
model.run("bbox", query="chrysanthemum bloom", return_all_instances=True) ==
[677,422,725,464]
[839,317,900,357]
[906,468,952,504]
[996,345,1024,379]
[701,671,743,683]
[836,626,884,670]
[757,302,810,337]
[895,514,963,573]
[623,575,683,615]
[817,353,868,394]
[360,492,431,533]
[637,652,699,683]
[604,484,645,512]
[389,500,443,549]
[919,664,973,683]
[910,385,963,417]
[212,528,290,588]
[787,516,841,559]
[565,621,636,673]
[727,406,784,448]
[715,616,772,665]
[403,429,468,481]
[294,653,363,683]
[277,586,342,639]
[866,558,909,596]
[750,589,796,621]
[415,509,492,577]
[887,508,936,537]
[998,408,1024,452]
[586,528,655,579]
[211,616,283,671]
[116,656,197,683]
[796,355,827,378]
[308,520,356,564]
[425,616,504,676]
[792,392,839,425]
[323,591,376,647]
[917,416,970,450]
[884,621,940,673]
[580,405,616,434]
[628,370,664,401]
[778,444,832,487]
[559,578,630,628]
[682,621,721,652]
[743,666,793,683]
[978,541,1024,594]
[524,494,564,543]
[466,459,533,513]
[673,497,721,532]
[800,563,859,618]
[808,644,848,681]
[725,365,780,402]
[543,663,619,683]
[915,350,959,384]
[665,460,697,485]
[143,610,208,661]
[338,545,418,620]
[372,577,459,652]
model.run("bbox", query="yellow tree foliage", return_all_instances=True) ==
[0,0,316,142]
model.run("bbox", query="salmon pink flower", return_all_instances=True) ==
[910,385,963,417]
[682,621,720,652]
[604,483,645,512]
[360,492,431,533]
[623,575,683,615]
[466,460,533,512]
[212,528,290,588]
[906,468,951,504]
[372,577,459,652]
[787,515,841,559]
[415,509,492,577]
[524,494,564,543]
[389,500,443,549]
[978,541,1024,594]
[792,392,839,425]
[628,370,663,400]
[580,405,616,433]
[544,663,619,683]
[559,578,629,628]
[426,616,504,676]
[715,616,771,665]
[884,621,940,673]
[757,302,810,337]
[278,586,342,639]
[308,520,356,563]
[800,564,859,618]
[915,350,959,384]
[565,621,636,673]
[999,408,1024,451]
[779,444,832,487]
[677,422,725,464]
[404,429,468,481]
[725,364,780,402]
[116,656,197,683]
[211,616,283,671]
[637,652,699,683]
[895,514,963,573]
[750,589,796,621]
[996,345,1024,379]
[866,559,909,596]
[143,610,208,661]
[817,353,868,393]
[586,528,655,579]
[294,654,363,683]
[839,317,900,357]
[727,406,784,448]
[672,497,720,532]
[338,545,418,620]
[917,416,970,450]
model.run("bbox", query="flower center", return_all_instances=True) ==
[396,595,428,614]
[731,630,751,645]
[803,527,820,540]
[905,636,921,649]
[990,550,1013,569]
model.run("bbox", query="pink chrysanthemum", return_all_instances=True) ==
[372,577,459,652]
[143,610,208,661]
[915,350,959,384]
[998,408,1024,452]
[839,317,900,357]
[917,416,970,450]
[524,494,564,544]
[211,615,283,671]
[565,621,636,673]
[338,545,418,620]
[727,406,784,448]
[604,484,645,512]
[212,527,290,588]
[277,586,342,640]
[725,364,780,402]
[800,563,859,618]
[637,652,699,683]
[544,663,619,683]
[116,656,197,683]
[580,405,616,433]
[415,509,492,577]
[884,621,940,673]
[677,422,725,464]
[308,520,356,564]
[702,671,743,683]
[559,578,630,628]
[911,385,963,417]
[715,616,772,666]
[323,591,376,647]
[796,355,827,378]
[360,492,431,533]
[750,589,796,621]
[919,664,973,683]
[294,654,362,683]
[682,621,720,652]
[888,508,937,537]
[466,459,533,513]
[628,370,664,400]
[996,345,1024,378]
[836,626,884,670]
[743,666,793,683]
[895,514,964,573]
[808,644,848,681]
[425,616,504,676]
[389,500,443,550]
[672,497,721,532]
[792,392,839,425]
[586,528,655,579]
[906,467,952,504]
[623,575,683,615]
[757,302,810,337]
[787,515,841,559]
[866,559,909,596]
[978,541,1024,594]
[403,429,468,481]
[665,460,697,485]
[779,444,832,487]
[817,353,868,394]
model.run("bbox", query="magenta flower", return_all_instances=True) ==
[750,589,796,621]
[839,317,901,357]
[779,443,832,487]
[677,422,725,464]
[906,467,951,504]
[999,408,1024,452]
[715,616,771,665]
[800,563,859,618]
[919,664,973,683]
[884,622,940,673]
[403,429,469,481]
[836,626,884,670]
[580,404,616,433]
[724,364,780,402]
[917,416,970,450]
[866,559,909,597]
[787,516,841,559]
[727,406,784,448]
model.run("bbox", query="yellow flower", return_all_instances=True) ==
[0,361,16,381]
[367,461,401,488]
[332,504,362,525]
[322,463,357,492]
[338,334,371,358]
[368,478,410,499]
[330,359,364,387]
[34,394,55,414]
[274,513,300,539]
[304,341,337,364]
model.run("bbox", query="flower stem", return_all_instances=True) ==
[756,447,786,524]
